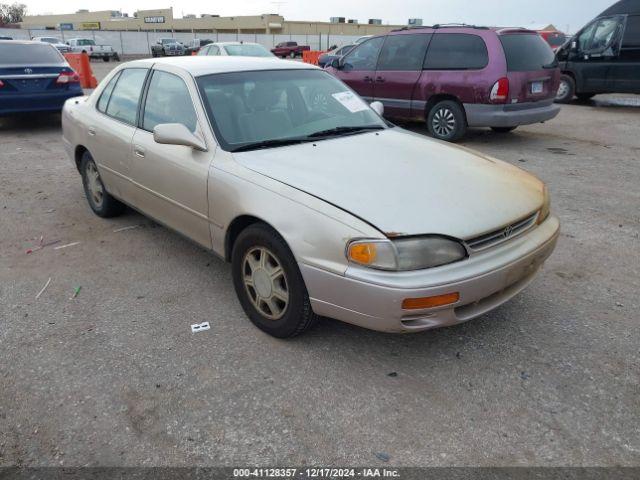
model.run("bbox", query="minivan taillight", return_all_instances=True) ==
[56,71,80,84]
[0,79,4,88]
[490,77,509,103]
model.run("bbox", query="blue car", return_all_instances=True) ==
[0,40,84,116]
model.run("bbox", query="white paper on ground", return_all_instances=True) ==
[191,321,210,333]
[331,91,370,113]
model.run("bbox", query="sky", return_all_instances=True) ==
[26,0,616,34]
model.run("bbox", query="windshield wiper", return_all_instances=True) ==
[230,137,312,153]
[306,125,385,138]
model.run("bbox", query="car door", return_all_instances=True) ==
[129,67,214,248]
[609,14,640,93]
[372,33,431,119]
[573,16,625,92]
[329,36,385,101]
[90,67,149,199]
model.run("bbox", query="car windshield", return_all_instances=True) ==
[0,43,64,65]
[77,39,95,46]
[546,33,567,47]
[197,69,387,152]
[224,44,272,57]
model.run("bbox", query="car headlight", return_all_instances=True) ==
[538,185,551,224]
[347,236,467,271]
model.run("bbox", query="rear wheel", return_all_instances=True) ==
[102,56,110,62]
[555,74,575,103]
[80,152,125,218]
[491,126,517,133]
[427,100,466,142]
[231,223,319,338]
[289,51,296,59]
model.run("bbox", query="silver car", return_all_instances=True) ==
[32,36,71,53]
[61,57,559,338]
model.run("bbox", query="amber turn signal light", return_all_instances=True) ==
[402,292,460,310]
[347,242,377,265]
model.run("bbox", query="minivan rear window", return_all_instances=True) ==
[499,34,557,71]
[0,43,64,65]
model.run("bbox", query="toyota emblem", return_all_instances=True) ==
[24,68,33,74]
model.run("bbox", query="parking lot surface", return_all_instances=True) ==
[1,61,639,467]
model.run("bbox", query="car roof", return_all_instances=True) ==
[214,42,264,46]
[0,39,54,45]
[127,56,318,76]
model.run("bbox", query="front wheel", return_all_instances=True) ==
[555,74,575,104]
[491,126,517,133]
[231,223,318,338]
[102,56,110,62]
[427,100,467,142]
[80,152,125,218]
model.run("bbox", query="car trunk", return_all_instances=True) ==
[499,33,560,103]
[0,66,70,95]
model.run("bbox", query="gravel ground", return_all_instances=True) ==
[0,61,639,468]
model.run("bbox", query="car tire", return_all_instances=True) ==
[113,54,120,62]
[80,152,125,218]
[290,51,296,59]
[427,100,467,142]
[491,126,517,133]
[555,74,575,104]
[152,50,157,57]
[231,223,319,338]
[576,93,595,101]
[103,56,110,62]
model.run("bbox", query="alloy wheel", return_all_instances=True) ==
[86,161,104,208]
[242,246,289,320]
[432,107,456,137]
[556,80,569,101]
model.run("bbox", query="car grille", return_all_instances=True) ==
[465,212,538,252]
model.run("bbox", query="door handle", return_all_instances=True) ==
[375,76,385,83]
[363,75,373,83]
[133,145,146,158]
[88,127,96,136]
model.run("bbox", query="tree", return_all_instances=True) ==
[0,3,27,24]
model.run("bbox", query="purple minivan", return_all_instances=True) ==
[326,25,561,141]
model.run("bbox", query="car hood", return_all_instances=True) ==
[233,128,544,239]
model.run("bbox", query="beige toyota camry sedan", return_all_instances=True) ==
[62,56,559,338]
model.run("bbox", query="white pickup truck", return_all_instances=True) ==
[66,38,120,62]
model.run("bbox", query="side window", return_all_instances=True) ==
[209,46,220,56]
[423,33,489,70]
[622,15,640,48]
[342,36,385,70]
[142,71,197,132]
[377,34,431,71]
[198,45,209,55]
[104,68,148,125]
[588,17,623,52]
[97,71,121,113]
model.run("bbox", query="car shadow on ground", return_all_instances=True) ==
[0,113,62,133]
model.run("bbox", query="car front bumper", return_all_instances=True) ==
[300,215,559,333]
[464,99,560,127]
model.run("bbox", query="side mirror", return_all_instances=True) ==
[570,40,577,51]
[370,101,384,116]
[331,57,344,69]
[153,123,207,151]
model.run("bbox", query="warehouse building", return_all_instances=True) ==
[20,8,407,35]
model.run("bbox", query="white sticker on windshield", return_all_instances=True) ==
[331,91,369,113]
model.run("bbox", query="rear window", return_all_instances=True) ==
[423,33,488,70]
[499,34,557,71]
[0,43,64,65]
